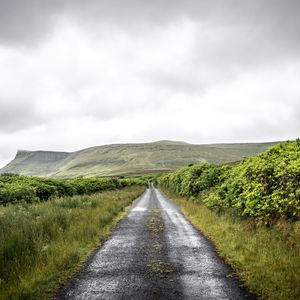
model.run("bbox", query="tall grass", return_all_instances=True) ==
[162,189,300,300]
[0,186,144,300]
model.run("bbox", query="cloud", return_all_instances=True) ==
[1,0,300,49]
[0,97,42,132]
[0,0,62,45]
[0,0,299,167]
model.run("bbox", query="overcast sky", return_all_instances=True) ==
[0,0,299,167]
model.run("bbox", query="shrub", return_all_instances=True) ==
[159,140,300,223]
[0,175,146,205]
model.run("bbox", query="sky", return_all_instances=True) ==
[0,0,300,167]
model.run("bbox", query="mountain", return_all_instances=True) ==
[0,140,279,177]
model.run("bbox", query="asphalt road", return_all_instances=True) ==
[56,185,255,300]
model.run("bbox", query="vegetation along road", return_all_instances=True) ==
[57,184,255,300]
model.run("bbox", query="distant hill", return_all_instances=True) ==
[0,140,280,177]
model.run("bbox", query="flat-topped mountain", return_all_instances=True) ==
[0,140,279,177]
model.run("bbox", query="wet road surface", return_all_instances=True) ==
[56,186,255,300]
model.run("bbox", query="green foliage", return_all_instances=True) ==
[159,141,300,223]
[0,174,146,205]
[158,163,227,197]
[0,183,39,204]
[0,186,144,299]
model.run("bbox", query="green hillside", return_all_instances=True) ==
[0,140,279,177]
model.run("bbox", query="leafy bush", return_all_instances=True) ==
[0,174,146,205]
[0,184,38,204]
[158,163,227,197]
[205,141,300,223]
[159,140,300,223]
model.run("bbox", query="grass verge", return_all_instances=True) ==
[161,188,300,300]
[0,185,144,300]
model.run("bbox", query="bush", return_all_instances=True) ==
[158,163,227,198]
[204,141,300,223]
[159,140,300,223]
[0,175,146,205]
[0,184,38,204]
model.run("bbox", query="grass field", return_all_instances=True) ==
[0,185,144,300]
[162,189,300,300]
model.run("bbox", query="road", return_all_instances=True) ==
[56,185,255,300]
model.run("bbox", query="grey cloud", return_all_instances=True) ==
[0,0,208,45]
[74,0,300,66]
[1,0,300,52]
[141,69,209,95]
[0,98,42,132]
[0,0,63,45]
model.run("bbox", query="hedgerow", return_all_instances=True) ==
[159,140,300,223]
[0,175,146,205]
[158,163,228,198]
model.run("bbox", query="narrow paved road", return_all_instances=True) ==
[57,185,255,300]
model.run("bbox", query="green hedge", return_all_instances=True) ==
[159,140,300,223]
[158,163,228,197]
[0,175,146,205]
